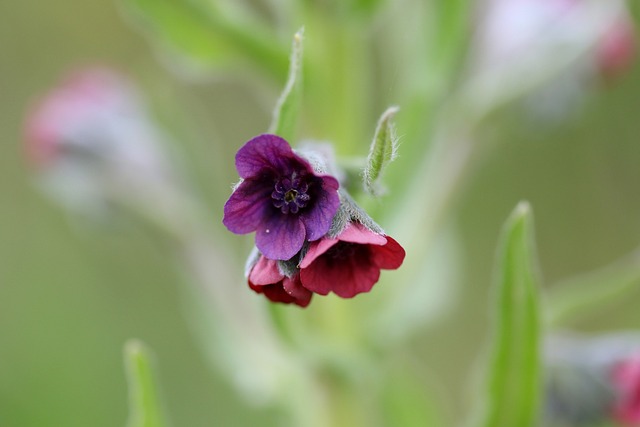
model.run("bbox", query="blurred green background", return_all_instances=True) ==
[2,1,640,426]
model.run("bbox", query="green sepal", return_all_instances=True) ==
[363,106,399,197]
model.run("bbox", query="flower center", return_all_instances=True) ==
[284,189,298,203]
[326,242,357,260]
[272,176,311,214]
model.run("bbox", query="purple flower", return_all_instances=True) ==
[223,134,340,260]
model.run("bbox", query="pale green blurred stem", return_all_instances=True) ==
[328,23,370,155]
[388,115,475,275]
[303,9,370,156]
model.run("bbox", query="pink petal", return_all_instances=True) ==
[299,237,339,268]
[249,256,284,285]
[336,222,387,245]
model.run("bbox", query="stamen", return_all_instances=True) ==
[272,175,311,214]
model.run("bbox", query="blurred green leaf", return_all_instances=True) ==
[348,0,386,17]
[477,202,542,427]
[380,360,444,427]
[419,0,471,101]
[123,0,288,80]
[268,28,304,141]
[547,248,640,326]
[124,340,168,427]
[363,106,399,197]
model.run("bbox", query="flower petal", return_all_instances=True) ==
[300,244,381,298]
[300,175,340,241]
[282,275,312,307]
[235,134,306,179]
[372,236,406,270]
[336,222,387,245]
[256,213,306,260]
[249,281,297,305]
[248,256,284,285]
[222,178,273,234]
[299,236,339,268]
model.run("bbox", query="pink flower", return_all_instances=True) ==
[248,256,312,308]
[611,352,640,426]
[597,19,636,81]
[299,222,405,298]
[24,67,145,168]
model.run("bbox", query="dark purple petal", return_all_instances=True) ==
[300,175,340,241]
[235,134,310,179]
[223,178,273,234]
[256,213,306,260]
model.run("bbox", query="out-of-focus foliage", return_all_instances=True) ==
[2,0,640,426]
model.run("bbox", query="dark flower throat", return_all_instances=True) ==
[272,176,311,214]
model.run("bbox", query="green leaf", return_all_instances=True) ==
[380,360,445,427]
[122,0,288,80]
[363,106,399,196]
[547,248,640,326]
[268,28,304,141]
[476,202,542,427]
[124,340,168,427]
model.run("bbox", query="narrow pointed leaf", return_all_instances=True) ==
[268,28,304,141]
[124,340,168,427]
[363,106,399,196]
[548,248,640,326]
[477,202,542,427]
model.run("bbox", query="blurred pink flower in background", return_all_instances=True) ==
[469,0,636,121]
[597,19,636,81]
[23,67,178,218]
[475,0,635,76]
[611,352,640,426]
[24,67,167,172]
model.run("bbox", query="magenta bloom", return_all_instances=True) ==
[611,352,640,425]
[248,255,312,307]
[223,134,340,260]
[299,222,405,298]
